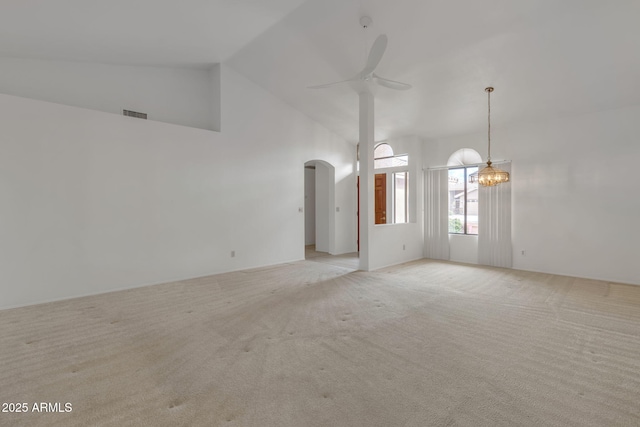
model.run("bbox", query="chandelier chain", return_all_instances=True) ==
[487,88,491,162]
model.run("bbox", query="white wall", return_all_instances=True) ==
[210,63,221,132]
[304,167,316,245]
[448,235,479,264]
[0,64,356,309]
[0,56,219,131]
[423,104,640,285]
[315,163,331,252]
[369,135,424,269]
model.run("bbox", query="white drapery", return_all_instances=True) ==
[478,162,512,268]
[424,169,450,260]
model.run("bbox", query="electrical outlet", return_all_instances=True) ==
[403,244,406,250]
[231,250,235,258]
[521,250,525,256]
[336,206,340,212]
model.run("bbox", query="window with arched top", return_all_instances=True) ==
[447,148,482,166]
[375,143,408,169]
[374,143,394,158]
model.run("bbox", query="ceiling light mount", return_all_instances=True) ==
[359,16,373,29]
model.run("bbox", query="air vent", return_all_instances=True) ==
[123,109,147,119]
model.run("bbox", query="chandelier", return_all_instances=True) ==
[474,87,509,187]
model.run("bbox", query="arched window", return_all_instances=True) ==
[447,148,482,166]
[374,143,394,158]
[375,143,407,169]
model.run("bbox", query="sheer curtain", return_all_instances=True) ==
[424,169,450,260]
[478,162,512,268]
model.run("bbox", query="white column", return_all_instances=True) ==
[358,90,375,271]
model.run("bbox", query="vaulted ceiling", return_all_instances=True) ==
[2,0,639,143]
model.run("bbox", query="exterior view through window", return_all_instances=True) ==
[448,166,478,234]
[393,171,408,223]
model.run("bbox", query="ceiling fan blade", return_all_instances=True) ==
[373,74,412,90]
[307,77,357,89]
[360,34,388,77]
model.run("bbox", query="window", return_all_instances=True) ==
[448,166,478,234]
[370,143,410,225]
[393,172,408,223]
[374,143,408,169]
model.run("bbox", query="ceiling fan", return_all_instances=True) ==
[308,17,411,91]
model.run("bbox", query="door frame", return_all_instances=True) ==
[304,160,336,254]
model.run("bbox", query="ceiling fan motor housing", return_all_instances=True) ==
[360,16,372,28]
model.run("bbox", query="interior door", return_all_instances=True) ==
[375,173,386,224]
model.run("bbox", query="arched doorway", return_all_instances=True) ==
[304,160,335,257]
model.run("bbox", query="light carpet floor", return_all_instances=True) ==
[1,253,640,426]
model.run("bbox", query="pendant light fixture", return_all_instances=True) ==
[476,87,509,187]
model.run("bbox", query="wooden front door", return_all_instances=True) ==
[375,173,386,224]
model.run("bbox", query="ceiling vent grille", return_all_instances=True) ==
[123,109,147,119]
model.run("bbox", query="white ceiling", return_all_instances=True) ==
[2,0,639,143]
[0,0,307,66]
